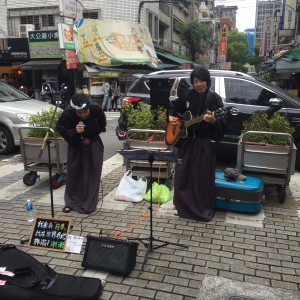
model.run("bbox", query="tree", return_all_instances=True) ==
[226,30,249,72]
[179,21,214,62]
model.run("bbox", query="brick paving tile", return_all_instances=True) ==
[0,157,300,299]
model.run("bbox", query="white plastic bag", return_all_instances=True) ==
[115,170,147,202]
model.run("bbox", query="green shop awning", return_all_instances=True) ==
[21,60,62,70]
[85,63,177,74]
[156,51,193,65]
[276,59,300,73]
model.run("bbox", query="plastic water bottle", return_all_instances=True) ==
[25,199,34,222]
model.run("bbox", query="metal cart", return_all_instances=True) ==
[19,127,68,188]
[236,131,297,203]
[122,129,174,180]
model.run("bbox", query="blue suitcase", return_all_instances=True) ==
[215,171,264,213]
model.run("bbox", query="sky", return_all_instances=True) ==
[215,0,257,32]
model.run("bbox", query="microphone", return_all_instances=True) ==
[78,121,84,139]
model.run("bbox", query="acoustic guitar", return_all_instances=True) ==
[165,106,237,148]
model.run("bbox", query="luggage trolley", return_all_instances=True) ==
[236,131,297,203]
[19,127,68,189]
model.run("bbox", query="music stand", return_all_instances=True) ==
[118,149,187,273]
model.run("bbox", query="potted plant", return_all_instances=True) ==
[121,102,172,179]
[122,102,167,141]
[236,111,297,181]
[19,108,68,164]
[241,112,294,145]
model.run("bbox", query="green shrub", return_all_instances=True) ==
[27,108,62,138]
[122,102,167,140]
[242,112,294,145]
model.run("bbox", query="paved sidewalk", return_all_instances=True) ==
[0,154,300,300]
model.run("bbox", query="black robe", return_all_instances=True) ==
[168,89,227,221]
[56,104,106,214]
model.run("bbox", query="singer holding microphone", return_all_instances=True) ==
[56,93,107,214]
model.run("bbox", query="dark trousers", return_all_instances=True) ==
[111,96,119,110]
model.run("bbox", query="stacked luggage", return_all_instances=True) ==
[215,169,264,213]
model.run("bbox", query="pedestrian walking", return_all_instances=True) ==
[101,79,112,111]
[111,79,120,111]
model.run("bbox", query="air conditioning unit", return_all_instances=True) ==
[19,24,35,38]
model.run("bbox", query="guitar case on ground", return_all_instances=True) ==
[0,244,102,300]
[215,171,264,213]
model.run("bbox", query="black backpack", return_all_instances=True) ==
[0,244,102,300]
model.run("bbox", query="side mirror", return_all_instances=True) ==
[269,98,283,109]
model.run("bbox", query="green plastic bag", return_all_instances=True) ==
[144,182,173,203]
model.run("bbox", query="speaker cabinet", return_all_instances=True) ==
[82,236,139,276]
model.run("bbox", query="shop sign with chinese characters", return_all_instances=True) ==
[28,30,64,59]
[59,0,83,19]
[66,49,78,69]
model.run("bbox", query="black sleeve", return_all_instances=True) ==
[209,93,227,142]
[56,108,82,147]
[84,105,107,138]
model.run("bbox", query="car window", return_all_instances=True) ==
[0,82,30,102]
[128,77,149,94]
[224,78,274,106]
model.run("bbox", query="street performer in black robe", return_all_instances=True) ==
[168,66,227,221]
[57,93,106,214]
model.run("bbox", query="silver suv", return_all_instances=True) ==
[117,69,300,169]
[0,81,57,155]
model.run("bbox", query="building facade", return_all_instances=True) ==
[244,28,255,56]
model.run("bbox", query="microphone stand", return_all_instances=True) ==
[41,101,62,219]
[20,101,61,245]
[20,100,61,245]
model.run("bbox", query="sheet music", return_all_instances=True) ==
[118,149,177,163]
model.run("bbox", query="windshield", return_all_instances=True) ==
[254,76,300,102]
[0,82,30,102]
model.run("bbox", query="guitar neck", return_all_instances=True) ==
[185,113,205,128]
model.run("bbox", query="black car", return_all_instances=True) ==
[116,69,300,169]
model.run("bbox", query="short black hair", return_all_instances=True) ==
[72,93,91,107]
[190,66,211,89]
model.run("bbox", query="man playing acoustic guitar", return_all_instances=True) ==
[167,66,227,221]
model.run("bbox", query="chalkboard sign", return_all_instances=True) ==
[29,216,71,252]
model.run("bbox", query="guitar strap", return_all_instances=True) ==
[202,89,213,114]
[187,88,213,117]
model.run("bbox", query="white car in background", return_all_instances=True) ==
[0,81,58,155]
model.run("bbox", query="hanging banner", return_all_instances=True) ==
[58,23,75,50]
[65,50,77,69]
[73,19,158,66]
[283,0,297,30]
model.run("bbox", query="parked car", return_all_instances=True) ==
[0,81,60,155]
[116,69,300,169]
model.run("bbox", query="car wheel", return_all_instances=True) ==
[0,126,15,155]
